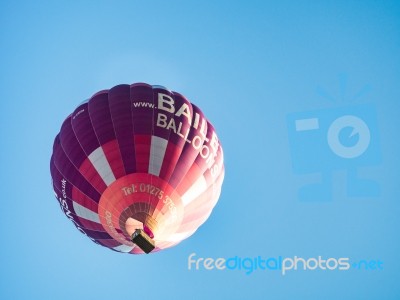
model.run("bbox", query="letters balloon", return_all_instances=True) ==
[50,83,224,254]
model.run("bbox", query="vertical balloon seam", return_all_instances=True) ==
[172,104,208,191]
[150,86,173,229]
[86,90,132,234]
[70,100,125,225]
[167,91,195,192]
[152,86,180,232]
[69,103,107,194]
[106,85,136,236]
[135,84,151,229]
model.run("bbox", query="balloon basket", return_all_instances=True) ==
[131,229,155,254]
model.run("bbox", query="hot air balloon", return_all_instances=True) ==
[50,83,224,254]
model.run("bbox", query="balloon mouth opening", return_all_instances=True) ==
[125,217,155,239]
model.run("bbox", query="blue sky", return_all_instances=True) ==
[1,1,400,299]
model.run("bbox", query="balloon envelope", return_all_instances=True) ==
[50,83,224,254]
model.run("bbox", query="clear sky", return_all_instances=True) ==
[1,1,400,299]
